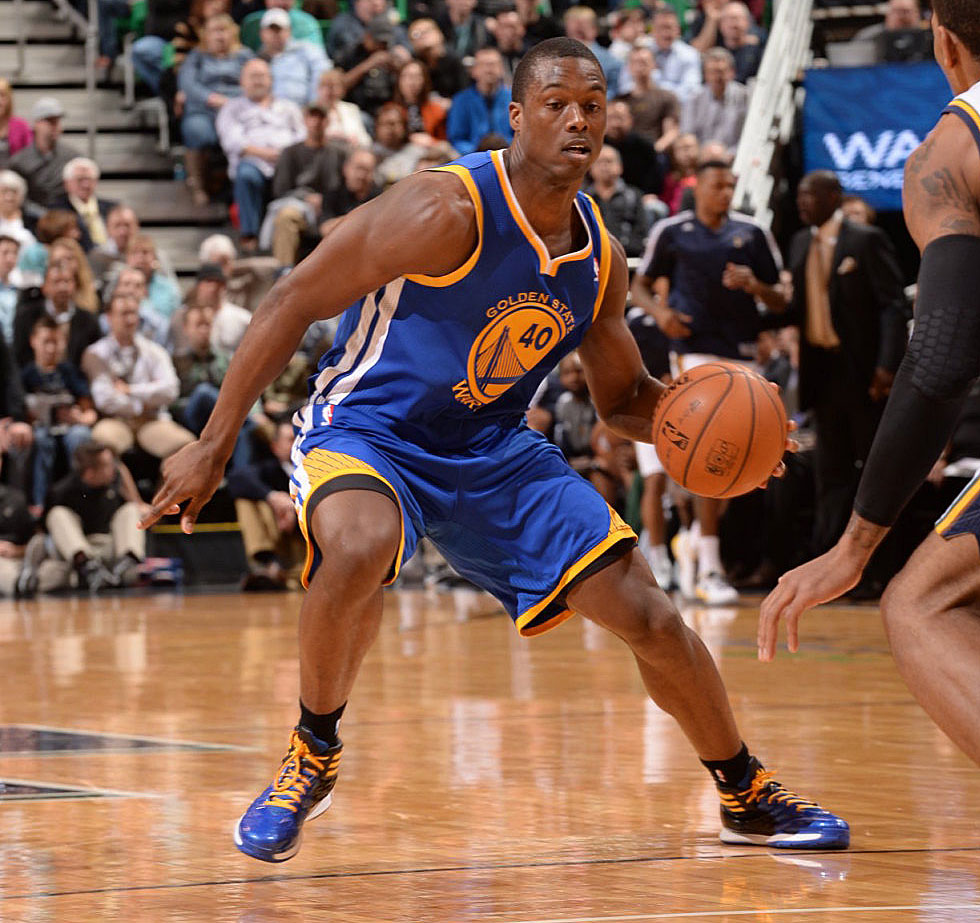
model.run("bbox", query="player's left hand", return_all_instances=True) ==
[139,440,228,534]
[757,544,865,661]
[722,262,758,294]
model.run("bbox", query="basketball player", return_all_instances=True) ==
[141,38,848,862]
[759,0,980,767]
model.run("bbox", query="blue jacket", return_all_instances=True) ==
[446,84,512,156]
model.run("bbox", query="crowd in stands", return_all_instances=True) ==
[0,0,950,601]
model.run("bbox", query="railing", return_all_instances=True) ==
[732,0,815,226]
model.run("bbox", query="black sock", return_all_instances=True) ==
[702,742,752,787]
[299,700,346,750]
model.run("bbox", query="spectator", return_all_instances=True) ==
[608,7,651,70]
[447,48,512,156]
[854,0,925,43]
[264,103,346,265]
[8,97,80,208]
[191,262,253,354]
[513,0,562,46]
[49,158,118,253]
[373,104,432,186]
[258,8,332,107]
[680,47,749,153]
[407,17,470,100]
[321,147,382,232]
[0,170,37,248]
[491,8,529,83]
[604,99,665,196]
[44,440,146,591]
[13,260,101,368]
[841,193,876,226]
[179,13,254,206]
[437,0,489,60]
[170,302,257,469]
[226,419,302,590]
[105,265,171,345]
[584,145,650,259]
[133,0,231,95]
[336,15,408,117]
[688,0,765,55]
[0,79,33,168]
[630,159,786,603]
[14,209,81,292]
[647,6,702,101]
[47,236,99,313]
[781,170,907,558]
[216,58,306,251]
[125,234,182,324]
[241,0,327,52]
[661,132,699,215]
[563,7,621,94]
[0,462,33,597]
[0,234,19,343]
[87,204,140,290]
[21,315,96,512]
[328,0,408,61]
[619,45,680,153]
[198,233,280,312]
[393,60,448,144]
[315,69,371,147]
[82,293,195,460]
[715,1,765,83]
[0,334,34,487]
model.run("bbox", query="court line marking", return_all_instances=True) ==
[0,723,253,755]
[2,845,978,902]
[505,907,980,922]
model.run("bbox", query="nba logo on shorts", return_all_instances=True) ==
[705,439,739,477]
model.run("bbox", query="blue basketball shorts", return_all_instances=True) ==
[936,467,980,546]
[289,411,637,637]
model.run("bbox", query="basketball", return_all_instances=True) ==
[652,361,788,499]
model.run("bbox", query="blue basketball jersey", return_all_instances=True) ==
[300,150,613,448]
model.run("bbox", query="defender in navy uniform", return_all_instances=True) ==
[760,0,980,769]
[142,38,848,862]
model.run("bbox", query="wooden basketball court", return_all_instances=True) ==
[0,587,977,922]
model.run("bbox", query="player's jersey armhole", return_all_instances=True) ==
[945,100,980,155]
[404,165,484,287]
[581,193,613,322]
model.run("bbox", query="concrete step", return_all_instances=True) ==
[0,1,77,43]
[99,178,228,226]
[57,131,174,176]
[148,225,233,275]
[16,86,144,131]
[0,41,87,86]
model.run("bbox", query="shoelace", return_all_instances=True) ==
[746,769,820,813]
[262,732,327,813]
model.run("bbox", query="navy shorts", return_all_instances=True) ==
[936,468,980,546]
[289,411,636,637]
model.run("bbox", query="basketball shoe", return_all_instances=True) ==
[696,571,739,606]
[234,727,342,862]
[717,758,850,849]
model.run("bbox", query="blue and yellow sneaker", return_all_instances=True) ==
[234,727,342,862]
[717,758,850,849]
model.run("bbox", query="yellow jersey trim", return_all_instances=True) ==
[936,471,980,534]
[404,165,485,287]
[582,193,613,322]
[489,149,594,277]
[950,98,980,132]
[296,450,406,589]
[515,506,636,637]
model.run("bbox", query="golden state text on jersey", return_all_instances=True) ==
[299,149,612,449]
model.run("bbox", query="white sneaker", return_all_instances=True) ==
[696,571,739,606]
[649,552,674,591]
[671,530,697,599]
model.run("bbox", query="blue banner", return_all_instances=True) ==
[803,62,952,211]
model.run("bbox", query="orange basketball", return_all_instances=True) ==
[652,361,788,499]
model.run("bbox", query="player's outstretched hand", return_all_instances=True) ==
[757,545,865,661]
[139,440,227,535]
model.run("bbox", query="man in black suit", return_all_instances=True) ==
[783,170,908,555]
[49,158,118,253]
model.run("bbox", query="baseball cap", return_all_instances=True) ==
[260,8,291,28]
[31,96,65,122]
[366,14,395,43]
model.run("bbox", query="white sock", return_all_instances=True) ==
[650,544,671,570]
[698,535,723,577]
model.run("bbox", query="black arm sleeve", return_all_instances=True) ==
[854,235,980,526]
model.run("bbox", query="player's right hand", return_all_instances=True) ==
[654,307,693,339]
[139,440,228,535]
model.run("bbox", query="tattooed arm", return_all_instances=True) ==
[757,112,980,660]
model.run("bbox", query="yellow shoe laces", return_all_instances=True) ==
[262,731,329,813]
[746,768,820,813]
